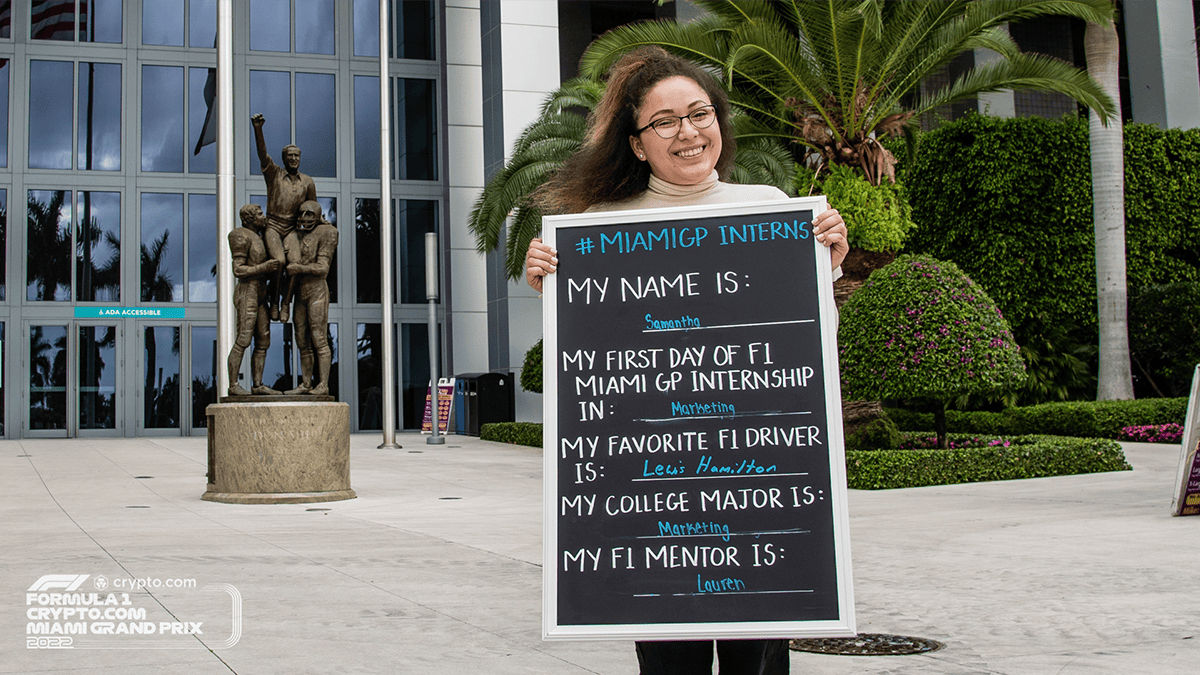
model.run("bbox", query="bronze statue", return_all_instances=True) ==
[226,204,282,397]
[252,113,316,323]
[283,200,338,396]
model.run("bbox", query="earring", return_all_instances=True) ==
[638,154,645,160]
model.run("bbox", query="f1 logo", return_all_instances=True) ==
[28,575,90,592]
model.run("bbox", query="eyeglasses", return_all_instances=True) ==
[635,105,717,139]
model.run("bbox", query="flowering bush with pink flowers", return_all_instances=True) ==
[839,254,1026,447]
[1118,423,1185,444]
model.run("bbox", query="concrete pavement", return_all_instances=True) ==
[3,434,1197,674]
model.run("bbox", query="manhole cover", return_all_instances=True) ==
[790,634,944,656]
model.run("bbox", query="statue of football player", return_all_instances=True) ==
[283,200,338,396]
[226,204,282,396]
[252,113,317,323]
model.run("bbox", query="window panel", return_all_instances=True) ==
[188,194,217,302]
[394,0,433,60]
[79,325,117,430]
[0,190,7,301]
[352,0,378,57]
[401,322,433,429]
[399,200,437,304]
[249,0,288,52]
[354,75,380,178]
[76,191,121,302]
[29,60,73,170]
[191,325,217,427]
[189,67,216,173]
[82,0,122,43]
[0,1,10,38]
[140,193,184,302]
[295,72,336,177]
[356,322,382,429]
[249,70,290,171]
[189,0,215,47]
[355,198,380,303]
[396,78,437,180]
[295,0,334,54]
[141,65,184,172]
[0,60,10,168]
[77,62,122,171]
[30,325,68,430]
[143,325,180,429]
[27,190,72,301]
[142,0,183,45]
[31,0,75,40]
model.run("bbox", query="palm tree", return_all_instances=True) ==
[468,77,796,280]
[1085,9,1133,400]
[140,230,176,302]
[580,0,1117,184]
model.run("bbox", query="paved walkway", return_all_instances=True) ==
[2,434,1197,674]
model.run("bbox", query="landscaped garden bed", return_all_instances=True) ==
[846,433,1130,490]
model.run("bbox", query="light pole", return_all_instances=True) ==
[426,232,444,445]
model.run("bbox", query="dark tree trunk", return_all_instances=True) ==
[934,403,948,449]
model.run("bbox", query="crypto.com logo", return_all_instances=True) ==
[28,575,90,592]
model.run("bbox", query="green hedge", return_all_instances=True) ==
[905,115,1200,334]
[846,435,1131,490]
[479,422,543,448]
[887,397,1187,438]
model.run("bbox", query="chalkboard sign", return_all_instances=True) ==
[542,198,855,640]
[1171,365,1200,516]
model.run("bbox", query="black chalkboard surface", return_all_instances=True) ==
[542,198,855,640]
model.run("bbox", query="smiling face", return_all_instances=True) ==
[629,76,722,187]
[282,145,301,172]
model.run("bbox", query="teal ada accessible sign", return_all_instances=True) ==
[74,307,186,318]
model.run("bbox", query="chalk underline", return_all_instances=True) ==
[631,472,809,483]
[633,589,815,597]
[633,528,811,540]
[636,410,812,423]
[644,319,815,333]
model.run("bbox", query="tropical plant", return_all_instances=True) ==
[839,254,1026,448]
[579,0,1117,185]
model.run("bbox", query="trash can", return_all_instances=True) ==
[453,377,471,435]
[452,372,514,436]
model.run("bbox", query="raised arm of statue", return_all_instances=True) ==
[251,113,270,170]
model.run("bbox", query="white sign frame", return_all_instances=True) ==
[541,197,855,641]
[1171,365,1200,516]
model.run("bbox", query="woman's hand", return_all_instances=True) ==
[526,237,558,294]
[813,208,849,270]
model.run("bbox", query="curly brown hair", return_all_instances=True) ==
[536,46,736,215]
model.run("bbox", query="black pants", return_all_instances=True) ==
[636,639,790,675]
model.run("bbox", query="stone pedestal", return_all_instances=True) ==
[203,401,355,504]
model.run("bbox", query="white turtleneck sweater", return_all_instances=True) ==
[586,171,842,280]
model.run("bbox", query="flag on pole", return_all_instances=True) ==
[194,65,217,155]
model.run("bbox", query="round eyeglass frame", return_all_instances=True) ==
[635,105,718,139]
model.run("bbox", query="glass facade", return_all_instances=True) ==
[0,2,446,437]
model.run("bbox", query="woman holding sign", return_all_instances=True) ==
[526,47,848,675]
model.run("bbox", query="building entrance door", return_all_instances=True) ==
[25,322,124,437]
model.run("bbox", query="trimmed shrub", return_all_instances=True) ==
[886,397,1187,439]
[480,422,543,448]
[846,435,1131,490]
[521,338,544,393]
[840,254,1025,402]
[844,415,902,452]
